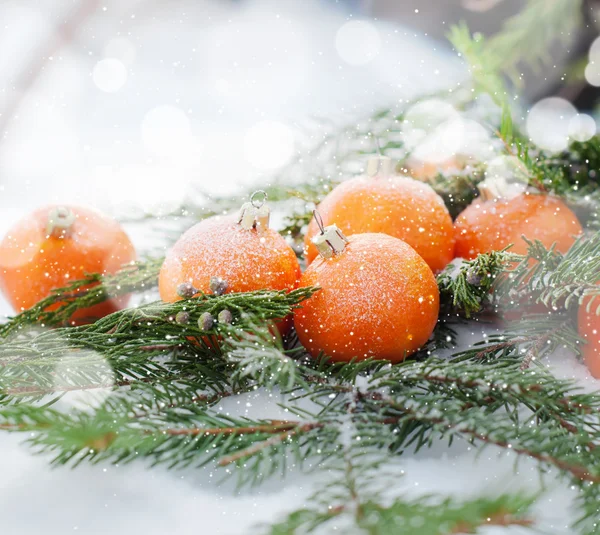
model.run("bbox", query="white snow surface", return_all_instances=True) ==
[0,1,596,533]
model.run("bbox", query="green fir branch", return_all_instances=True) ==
[448,23,509,105]
[0,257,163,338]
[449,0,582,101]
[0,288,316,406]
[486,0,582,81]
[437,248,520,317]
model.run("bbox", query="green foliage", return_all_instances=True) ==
[486,0,582,81]
[0,257,163,338]
[0,288,315,406]
[448,23,508,105]
[500,233,600,313]
[425,165,485,219]
[449,0,582,100]
[267,484,535,534]
[437,248,519,317]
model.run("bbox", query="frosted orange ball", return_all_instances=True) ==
[304,175,454,273]
[294,233,439,362]
[454,193,582,259]
[578,298,600,379]
[159,214,301,308]
[0,205,136,323]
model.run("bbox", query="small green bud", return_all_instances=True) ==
[198,312,214,331]
[217,309,233,325]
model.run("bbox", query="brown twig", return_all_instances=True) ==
[2,375,160,397]
[218,422,323,466]
[164,420,302,437]
[450,510,533,533]
[520,321,570,370]
[474,337,534,359]
[138,344,175,351]
[375,397,600,483]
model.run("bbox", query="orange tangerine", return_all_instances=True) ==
[294,232,439,362]
[159,212,300,333]
[304,160,454,273]
[578,297,600,378]
[454,193,582,259]
[0,205,136,323]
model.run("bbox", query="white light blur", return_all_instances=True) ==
[0,97,81,179]
[0,327,115,411]
[585,62,600,87]
[589,35,600,62]
[569,113,597,142]
[335,20,382,66]
[95,163,190,215]
[53,348,115,410]
[201,16,315,107]
[401,99,462,163]
[243,120,295,171]
[141,105,195,160]
[92,58,127,93]
[456,119,494,161]
[526,97,577,152]
[482,156,529,200]
[486,155,530,183]
[104,37,136,65]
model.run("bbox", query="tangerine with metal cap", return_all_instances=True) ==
[0,205,136,324]
[454,192,583,259]
[295,215,439,362]
[578,297,600,378]
[158,191,301,332]
[303,155,455,273]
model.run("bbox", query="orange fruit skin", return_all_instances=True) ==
[406,157,463,181]
[159,215,301,333]
[294,233,439,363]
[578,298,600,378]
[0,205,136,323]
[304,176,454,273]
[454,193,582,259]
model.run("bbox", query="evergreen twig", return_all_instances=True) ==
[0,257,163,338]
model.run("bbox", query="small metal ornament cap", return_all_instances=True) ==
[46,206,76,238]
[366,155,394,177]
[311,210,348,260]
[238,190,270,232]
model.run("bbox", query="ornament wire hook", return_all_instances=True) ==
[374,135,382,156]
[366,134,385,176]
[313,209,325,234]
[250,190,268,208]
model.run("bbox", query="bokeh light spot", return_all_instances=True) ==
[335,20,382,66]
[104,37,136,65]
[243,120,295,171]
[568,113,596,142]
[141,105,194,159]
[526,97,577,152]
[401,99,462,164]
[92,58,127,93]
[585,62,600,87]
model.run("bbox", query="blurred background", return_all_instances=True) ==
[0,0,598,219]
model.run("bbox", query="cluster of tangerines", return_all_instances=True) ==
[0,155,599,376]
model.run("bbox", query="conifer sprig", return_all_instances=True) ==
[0,257,163,338]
